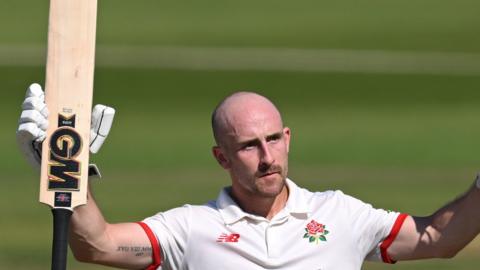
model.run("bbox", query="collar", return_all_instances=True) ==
[217,178,311,225]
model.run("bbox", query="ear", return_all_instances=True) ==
[212,146,230,169]
[283,127,291,153]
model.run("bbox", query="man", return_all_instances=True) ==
[17,84,480,269]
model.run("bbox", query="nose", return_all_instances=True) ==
[259,142,274,170]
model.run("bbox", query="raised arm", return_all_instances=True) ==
[387,176,480,261]
[69,188,153,269]
[16,83,156,269]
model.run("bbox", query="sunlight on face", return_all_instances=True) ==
[212,92,291,198]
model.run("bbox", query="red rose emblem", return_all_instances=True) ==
[306,220,324,235]
[303,219,329,244]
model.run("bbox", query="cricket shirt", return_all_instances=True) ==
[139,179,408,270]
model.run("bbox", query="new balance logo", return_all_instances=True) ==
[216,233,240,243]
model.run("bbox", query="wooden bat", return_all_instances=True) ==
[39,0,98,269]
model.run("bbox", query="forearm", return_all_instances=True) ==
[390,177,480,261]
[426,179,480,257]
[68,185,153,269]
[69,186,110,261]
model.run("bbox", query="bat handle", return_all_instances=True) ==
[51,208,73,270]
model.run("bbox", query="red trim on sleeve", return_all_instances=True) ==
[137,222,162,270]
[380,213,409,264]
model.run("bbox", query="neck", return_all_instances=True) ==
[230,184,289,220]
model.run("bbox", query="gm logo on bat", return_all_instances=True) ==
[47,114,82,190]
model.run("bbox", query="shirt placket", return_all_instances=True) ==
[265,214,289,258]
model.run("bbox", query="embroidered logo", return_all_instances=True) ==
[216,233,240,243]
[303,220,329,244]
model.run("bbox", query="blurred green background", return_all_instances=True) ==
[1,0,480,269]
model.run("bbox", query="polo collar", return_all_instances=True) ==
[283,179,311,218]
[217,178,311,225]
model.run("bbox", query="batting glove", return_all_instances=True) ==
[16,83,115,175]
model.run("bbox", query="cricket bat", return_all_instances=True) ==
[39,0,98,269]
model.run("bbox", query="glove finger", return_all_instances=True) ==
[17,122,46,142]
[90,104,115,153]
[22,96,49,118]
[25,83,45,101]
[16,124,44,169]
[19,110,49,131]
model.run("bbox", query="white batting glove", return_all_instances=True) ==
[16,83,115,172]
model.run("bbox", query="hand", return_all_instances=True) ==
[16,83,115,170]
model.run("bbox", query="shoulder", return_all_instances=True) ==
[303,186,351,206]
[142,202,222,236]
[146,201,220,221]
[288,178,348,201]
[304,185,369,206]
[288,180,353,215]
[296,184,373,216]
[314,189,378,212]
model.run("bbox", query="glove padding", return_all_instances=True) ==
[16,83,115,171]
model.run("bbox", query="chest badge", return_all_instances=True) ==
[303,220,329,244]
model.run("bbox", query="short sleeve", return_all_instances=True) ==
[141,205,192,270]
[337,192,408,263]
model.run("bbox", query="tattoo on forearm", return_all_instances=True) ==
[117,246,152,257]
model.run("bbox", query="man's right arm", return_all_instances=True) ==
[69,188,154,269]
[17,84,157,269]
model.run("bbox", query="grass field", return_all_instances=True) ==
[1,1,480,269]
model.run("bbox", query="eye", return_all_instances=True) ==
[241,141,257,151]
[242,143,255,151]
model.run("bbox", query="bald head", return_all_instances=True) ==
[211,92,284,146]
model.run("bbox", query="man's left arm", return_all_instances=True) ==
[388,174,480,261]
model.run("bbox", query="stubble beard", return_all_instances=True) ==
[231,159,289,199]
[254,175,286,198]
[252,162,288,198]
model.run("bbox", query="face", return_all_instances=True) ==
[213,101,291,199]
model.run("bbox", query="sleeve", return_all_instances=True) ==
[139,205,192,270]
[338,192,408,264]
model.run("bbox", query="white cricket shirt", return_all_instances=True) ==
[140,179,408,270]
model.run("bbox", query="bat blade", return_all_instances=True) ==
[40,0,98,211]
